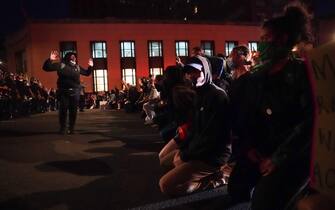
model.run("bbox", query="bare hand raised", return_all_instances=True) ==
[50,50,59,61]
[88,58,94,67]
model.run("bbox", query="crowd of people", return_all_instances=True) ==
[135,3,317,210]
[0,2,325,209]
[0,69,57,120]
[0,66,149,121]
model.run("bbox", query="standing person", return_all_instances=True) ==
[43,51,93,134]
[227,3,314,210]
[159,55,231,196]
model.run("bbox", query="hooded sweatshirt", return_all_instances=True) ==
[179,55,231,166]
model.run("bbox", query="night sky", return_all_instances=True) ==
[0,0,69,38]
[0,0,334,39]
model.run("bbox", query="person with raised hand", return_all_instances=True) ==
[43,51,93,135]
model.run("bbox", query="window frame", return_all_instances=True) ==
[201,40,215,56]
[149,67,163,78]
[225,41,239,56]
[120,41,135,58]
[93,69,108,92]
[175,40,189,57]
[248,41,259,52]
[122,68,136,86]
[148,40,163,57]
[91,41,107,58]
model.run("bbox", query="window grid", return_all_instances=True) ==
[148,41,163,57]
[91,41,107,58]
[122,68,136,86]
[175,41,189,57]
[248,41,259,52]
[225,41,238,56]
[93,69,108,92]
[201,41,215,56]
[121,41,135,58]
[150,67,163,78]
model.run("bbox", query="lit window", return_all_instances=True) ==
[150,67,163,78]
[225,41,238,56]
[201,41,215,56]
[121,41,135,58]
[91,41,107,58]
[93,69,108,92]
[176,41,189,57]
[148,41,162,57]
[248,41,258,52]
[122,68,136,86]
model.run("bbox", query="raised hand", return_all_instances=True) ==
[176,56,182,65]
[88,58,94,67]
[50,50,59,61]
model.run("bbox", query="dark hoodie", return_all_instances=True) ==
[179,55,231,166]
[42,52,93,90]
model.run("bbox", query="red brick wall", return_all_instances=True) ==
[9,21,261,92]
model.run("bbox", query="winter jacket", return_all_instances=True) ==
[42,59,92,90]
[179,55,232,166]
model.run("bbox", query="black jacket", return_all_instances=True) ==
[235,58,314,166]
[42,59,92,90]
[179,84,231,166]
[179,55,232,166]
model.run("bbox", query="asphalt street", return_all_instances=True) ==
[0,109,236,210]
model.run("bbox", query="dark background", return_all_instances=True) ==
[0,0,334,59]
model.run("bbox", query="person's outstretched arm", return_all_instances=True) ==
[80,58,94,76]
[42,50,61,72]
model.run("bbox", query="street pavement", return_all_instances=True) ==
[0,109,235,210]
[0,109,167,210]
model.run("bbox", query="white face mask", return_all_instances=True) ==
[196,71,205,87]
[70,60,76,65]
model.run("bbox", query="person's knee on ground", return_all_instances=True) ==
[159,170,200,196]
[159,160,220,197]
